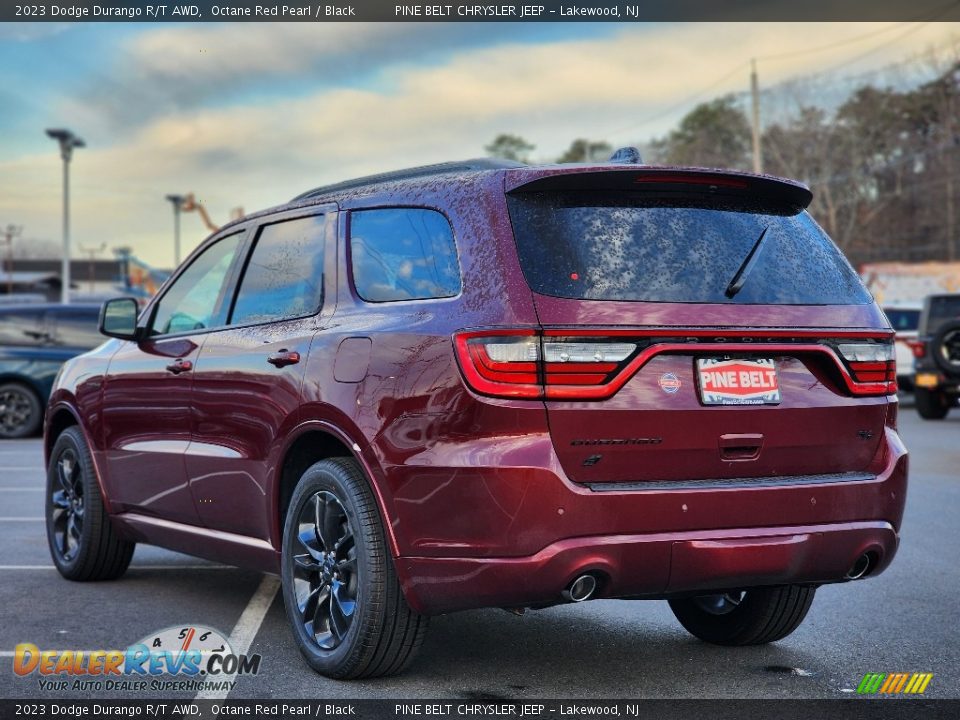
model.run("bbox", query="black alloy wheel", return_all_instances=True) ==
[281,457,428,678]
[49,448,85,563]
[45,427,134,581]
[292,490,359,650]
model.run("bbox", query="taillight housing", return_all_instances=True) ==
[834,342,897,395]
[454,330,899,400]
[908,339,927,358]
[455,329,541,398]
[454,330,640,399]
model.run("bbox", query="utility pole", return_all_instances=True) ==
[78,242,106,295]
[165,194,184,266]
[1,225,22,296]
[750,58,763,174]
[46,129,85,304]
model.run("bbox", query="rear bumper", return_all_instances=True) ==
[392,427,907,615]
[399,520,898,614]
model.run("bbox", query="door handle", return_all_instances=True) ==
[166,359,193,374]
[718,433,763,461]
[268,350,301,368]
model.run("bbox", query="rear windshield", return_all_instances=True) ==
[507,192,871,305]
[927,296,960,332]
[884,308,920,332]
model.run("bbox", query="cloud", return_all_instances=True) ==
[4,22,960,267]
[64,22,542,131]
[0,22,71,41]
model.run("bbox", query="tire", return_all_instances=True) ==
[45,427,135,580]
[931,320,960,375]
[668,585,815,646]
[915,387,950,420]
[0,382,43,439]
[281,457,428,679]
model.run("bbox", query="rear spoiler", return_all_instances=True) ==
[505,167,813,209]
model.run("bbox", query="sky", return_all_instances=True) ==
[1,21,959,268]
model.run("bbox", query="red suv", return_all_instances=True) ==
[44,154,907,679]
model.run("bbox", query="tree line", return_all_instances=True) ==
[486,58,960,267]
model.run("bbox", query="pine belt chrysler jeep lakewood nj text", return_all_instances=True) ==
[44,152,907,679]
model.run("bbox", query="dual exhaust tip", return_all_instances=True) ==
[561,556,872,603]
[561,574,598,603]
[845,553,874,581]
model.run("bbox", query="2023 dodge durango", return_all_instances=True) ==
[44,154,907,679]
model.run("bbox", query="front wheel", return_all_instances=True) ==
[281,457,428,679]
[668,585,815,646]
[46,427,135,580]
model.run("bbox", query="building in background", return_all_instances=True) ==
[0,257,170,303]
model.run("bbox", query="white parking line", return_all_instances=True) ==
[0,467,43,471]
[195,574,280,701]
[0,517,43,521]
[0,488,43,492]
[0,565,233,570]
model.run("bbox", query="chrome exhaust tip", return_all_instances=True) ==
[562,574,598,603]
[846,553,872,580]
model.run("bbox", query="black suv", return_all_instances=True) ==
[913,293,960,419]
[0,303,102,438]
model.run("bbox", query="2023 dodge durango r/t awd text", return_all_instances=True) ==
[44,153,907,679]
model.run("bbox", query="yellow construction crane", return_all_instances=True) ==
[179,193,244,233]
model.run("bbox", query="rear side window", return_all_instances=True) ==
[0,309,45,346]
[349,208,460,302]
[51,309,102,349]
[230,215,325,325]
[507,192,872,305]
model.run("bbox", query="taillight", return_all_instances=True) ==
[908,340,926,358]
[455,330,898,400]
[836,342,897,394]
[453,330,638,399]
[454,330,541,398]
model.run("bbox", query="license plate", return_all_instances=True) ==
[696,358,781,405]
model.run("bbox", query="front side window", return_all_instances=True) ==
[150,233,243,336]
[349,208,461,302]
[230,215,325,326]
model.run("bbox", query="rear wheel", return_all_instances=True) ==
[0,382,42,438]
[45,427,135,580]
[915,387,949,420]
[281,457,428,679]
[668,585,815,646]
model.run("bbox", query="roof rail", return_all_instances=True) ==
[292,157,526,202]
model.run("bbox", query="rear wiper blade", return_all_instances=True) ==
[725,226,770,299]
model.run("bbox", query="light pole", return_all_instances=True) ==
[46,128,85,304]
[165,194,184,266]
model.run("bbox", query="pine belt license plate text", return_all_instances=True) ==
[696,358,781,405]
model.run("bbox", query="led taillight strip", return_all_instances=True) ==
[453,329,897,400]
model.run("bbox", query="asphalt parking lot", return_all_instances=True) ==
[1,404,957,701]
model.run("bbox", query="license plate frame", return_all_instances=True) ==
[696,357,781,406]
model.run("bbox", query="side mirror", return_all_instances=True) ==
[99,297,141,340]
